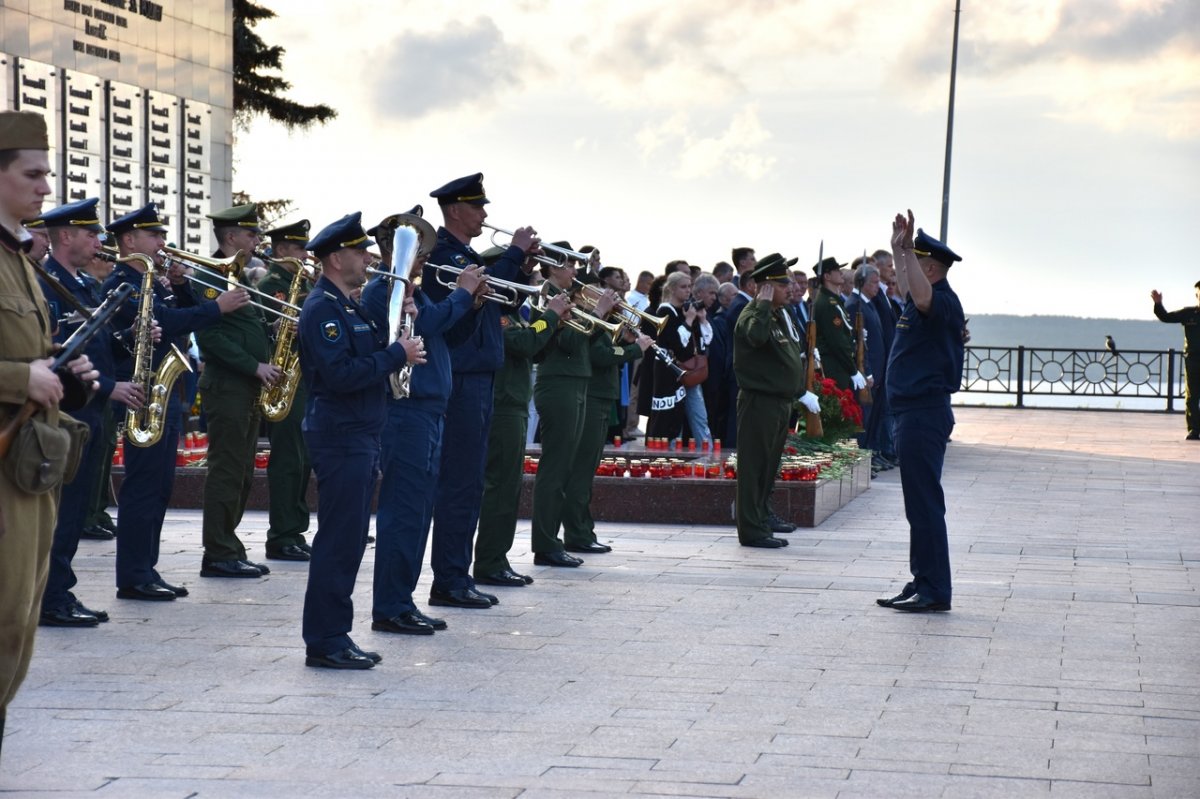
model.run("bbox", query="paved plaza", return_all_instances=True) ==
[2,407,1198,798]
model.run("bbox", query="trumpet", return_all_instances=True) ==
[571,279,669,337]
[158,246,301,321]
[482,223,594,265]
[534,283,624,338]
[427,262,542,305]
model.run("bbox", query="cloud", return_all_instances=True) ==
[637,104,776,180]
[369,18,534,118]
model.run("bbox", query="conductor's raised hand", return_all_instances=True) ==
[1151,289,1163,304]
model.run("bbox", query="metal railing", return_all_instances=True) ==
[960,346,1186,410]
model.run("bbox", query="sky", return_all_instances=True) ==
[232,0,1200,320]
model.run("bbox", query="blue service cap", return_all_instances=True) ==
[306,212,374,258]
[913,229,962,267]
[108,202,168,235]
[36,197,105,232]
[429,173,489,206]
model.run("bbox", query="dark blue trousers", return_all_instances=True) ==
[431,372,494,593]
[302,431,379,656]
[894,401,955,604]
[115,399,180,588]
[373,403,442,619]
[42,407,102,611]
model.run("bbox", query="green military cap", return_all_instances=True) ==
[263,218,310,244]
[813,256,846,276]
[206,203,261,233]
[0,110,49,150]
[746,253,795,283]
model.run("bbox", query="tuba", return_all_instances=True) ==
[377,212,435,399]
[122,253,193,448]
[257,257,313,421]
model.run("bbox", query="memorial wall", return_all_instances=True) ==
[2,0,233,249]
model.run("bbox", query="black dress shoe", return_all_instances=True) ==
[116,582,177,601]
[411,609,447,630]
[768,512,796,533]
[265,544,311,561]
[298,541,313,554]
[741,536,789,548]
[40,605,100,627]
[533,550,584,567]
[80,525,115,541]
[372,612,435,635]
[200,559,263,578]
[1187,433,1199,440]
[305,648,375,670]
[474,569,529,587]
[72,599,109,622]
[875,587,915,608]
[564,541,612,554]
[474,588,499,605]
[890,593,951,612]
[349,642,382,663]
[428,588,493,609]
[245,560,271,575]
[155,579,189,597]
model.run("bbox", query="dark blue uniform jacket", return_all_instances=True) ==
[886,279,964,412]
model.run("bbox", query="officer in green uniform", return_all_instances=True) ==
[733,253,822,548]
[474,273,570,586]
[257,219,314,559]
[561,267,650,553]
[529,254,618,567]
[812,256,866,393]
[195,203,279,577]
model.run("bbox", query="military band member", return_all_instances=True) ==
[420,173,540,606]
[876,216,965,613]
[474,285,571,586]
[22,215,49,262]
[35,199,146,627]
[364,211,488,630]
[733,254,821,548]
[102,202,248,601]
[195,203,280,578]
[299,212,424,669]
[257,218,315,559]
[812,257,866,394]
[1,110,98,751]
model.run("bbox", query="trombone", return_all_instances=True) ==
[158,246,301,321]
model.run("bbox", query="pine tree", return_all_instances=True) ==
[233,0,336,130]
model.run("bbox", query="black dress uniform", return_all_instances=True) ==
[1152,288,1200,439]
[732,254,805,548]
[102,203,222,600]
[299,213,405,668]
[883,229,965,610]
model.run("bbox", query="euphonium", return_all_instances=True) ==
[122,253,193,448]
[258,257,308,421]
[380,213,435,399]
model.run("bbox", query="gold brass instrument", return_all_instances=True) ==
[571,278,669,337]
[258,260,308,421]
[98,244,120,263]
[533,283,623,338]
[427,262,542,305]
[158,246,301,321]
[121,252,193,448]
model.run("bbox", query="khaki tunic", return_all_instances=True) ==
[0,228,59,712]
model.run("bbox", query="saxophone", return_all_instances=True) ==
[258,258,309,421]
[122,253,193,448]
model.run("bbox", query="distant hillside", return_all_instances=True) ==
[967,315,1181,352]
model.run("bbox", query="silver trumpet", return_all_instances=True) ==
[427,262,542,305]
[482,223,594,265]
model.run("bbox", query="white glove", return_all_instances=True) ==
[798,391,821,414]
[850,371,867,390]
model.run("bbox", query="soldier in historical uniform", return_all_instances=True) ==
[102,202,248,601]
[1,110,97,755]
[195,203,281,577]
[876,214,965,613]
[420,173,541,605]
[474,274,571,586]
[256,218,315,559]
[812,256,866,394]
[1150,284,1200,440]
[298,212,424,669]
[732,253,821,548]
[34,198,147,627]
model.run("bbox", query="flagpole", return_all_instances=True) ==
[939,0,962,242]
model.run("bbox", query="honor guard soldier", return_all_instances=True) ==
[257,218,315,559]
[732,254,822,548]
[876,215,965,613]
[299,212,424,669]
[194,203,279,578]
[363,209,489,632]
[102,202,249,602]
[475,254,571,586]
[1,111,98,751]
[812,256,867,394]
[35,199,146,626]
[421,173,540,606]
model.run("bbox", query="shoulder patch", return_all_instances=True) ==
[531,319,548,333]
[322,320,343,342]
[453,254,469,266]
